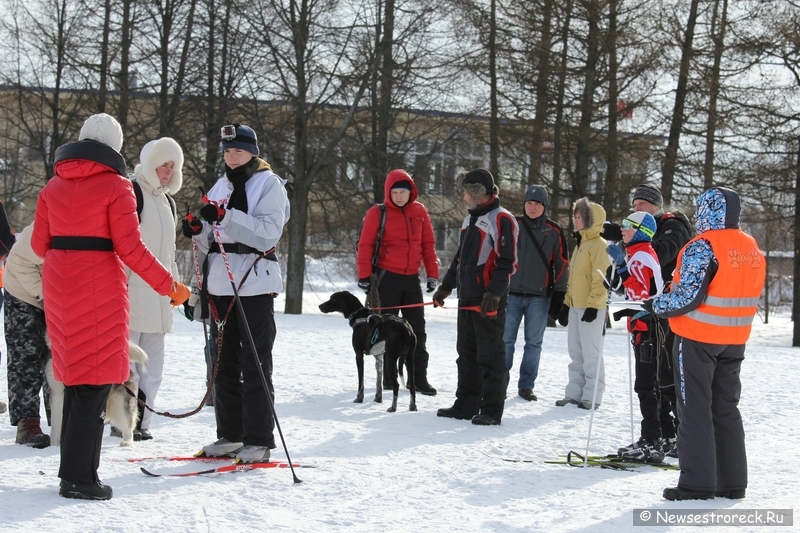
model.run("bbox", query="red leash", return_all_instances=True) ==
[371,301,496,317]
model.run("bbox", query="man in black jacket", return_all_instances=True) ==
[432,169,518,426]
[504,185,569,402]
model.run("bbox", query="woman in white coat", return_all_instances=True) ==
[124,137,183,441]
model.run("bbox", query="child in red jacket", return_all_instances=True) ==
[606,211,666,463]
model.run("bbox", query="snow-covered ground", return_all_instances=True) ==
[0,267,797,532]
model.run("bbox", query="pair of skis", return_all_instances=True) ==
[484,447,678,472]
[125,454,315,477]
[547,451,679,471]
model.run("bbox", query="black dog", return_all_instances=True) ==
[319,291,417,412]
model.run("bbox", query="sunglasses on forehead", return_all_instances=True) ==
[621,218,655,238]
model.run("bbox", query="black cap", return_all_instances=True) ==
[633,184,663,207]
[462,168,498,196]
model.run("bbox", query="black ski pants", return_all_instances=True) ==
[59,384,111,484]
[376,270,431,381]
[452,299,507,422]
[633,339,661,443]
[672,337,747,492]
[211,293,276,448]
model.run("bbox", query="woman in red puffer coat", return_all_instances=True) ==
[31,113,190,501]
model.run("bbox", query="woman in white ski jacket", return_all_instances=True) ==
[126,137,183,441]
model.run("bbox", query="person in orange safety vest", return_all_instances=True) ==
[646,187,765,502]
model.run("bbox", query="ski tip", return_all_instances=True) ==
[140,467,161,477]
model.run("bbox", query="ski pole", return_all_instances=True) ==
[627,331,635,446]
[210,222,301,484]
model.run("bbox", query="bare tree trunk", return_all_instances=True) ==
[792,138,800,346]
[489,0,499,180]
[118,0,134,132]
[661,0,700,206]
[551,0,573,217]
[284,0,311,315]
[574,0,601,199]
[529,0,553,184]
[97,0,111,113]
[166,0,197,132]
[375,0,395,202]
[702,0,728,189]
[604,0,618,216]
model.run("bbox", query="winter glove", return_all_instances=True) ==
[168,282,191,306]
[426,277,438,293]
[182,300,194,321]
[581,307,599,323]
[480,292,501,319]
[642,298,656,316]
[548,291,566,322]
[601,221,623,242]
[200,203,226,223]
[606,244,628,276]
[357,278,371,293]
[558,305,570,327]
[181,218,202,238]
[432,286,452,307]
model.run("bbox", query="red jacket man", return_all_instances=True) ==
[356,169,439,394]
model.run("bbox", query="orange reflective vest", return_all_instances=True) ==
[669,229,765,345]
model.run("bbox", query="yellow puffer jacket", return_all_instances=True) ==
[564,199,610,310]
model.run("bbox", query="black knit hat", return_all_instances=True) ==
[391,181,412,191]
[221,124,259,156]
[462,168,498,196]
[633,184,663,207]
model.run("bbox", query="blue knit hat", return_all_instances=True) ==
[221,124,259,156]
[623,211,656,243]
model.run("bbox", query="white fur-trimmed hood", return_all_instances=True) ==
[132,137,183,195]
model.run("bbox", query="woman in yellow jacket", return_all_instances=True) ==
[555,198,610,410]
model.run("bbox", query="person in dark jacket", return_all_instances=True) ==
[432,169,518,425]
[631,183,692,456]
[504,185,569,402]
[356,169,440,395]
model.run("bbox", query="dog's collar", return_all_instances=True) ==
[348,308,372,329]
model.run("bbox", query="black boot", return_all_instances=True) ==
[436,406,473,420]
[415,377,437,396]
[134,389,146,441]
[59,479,113,501]
[663,486,714,501]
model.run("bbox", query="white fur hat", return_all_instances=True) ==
[78,113,124,152]
[135,137,184,194]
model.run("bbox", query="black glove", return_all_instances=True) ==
[558,305,570,327]
[581,308,598,323]
[357,278,371,293]
[548,291,566,321]
[200,203,226,223]
[642,298,656,316]
[432,286,452,307]
[481,292,500,319]
[426,277,438,293]
[601,221,622,242]
[182,300,194,321]
[181,218,202,238]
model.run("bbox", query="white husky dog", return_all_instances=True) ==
[46,342,148,447]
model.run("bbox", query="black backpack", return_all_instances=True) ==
[130,178,176,222]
